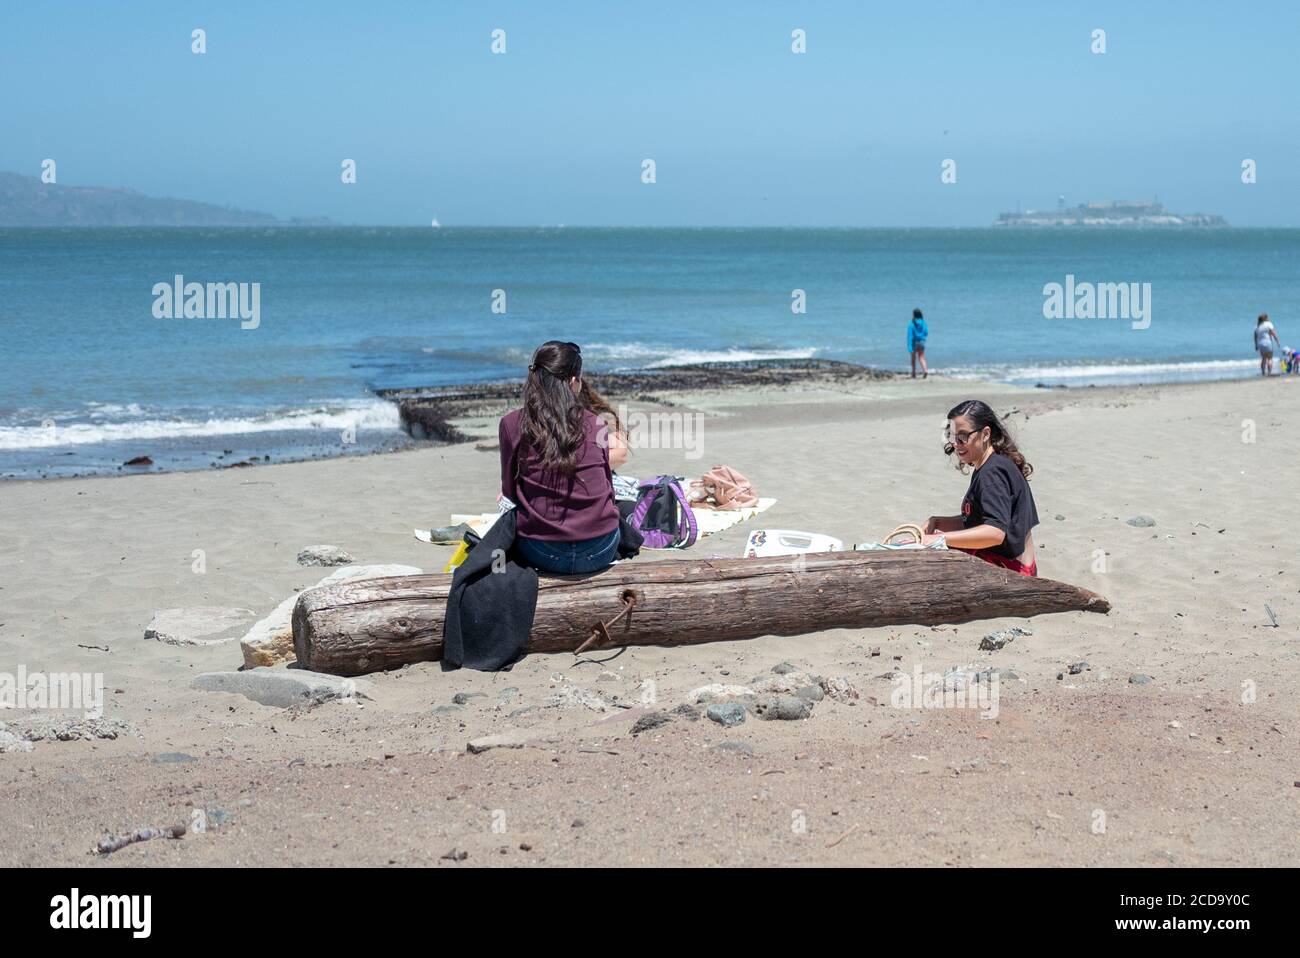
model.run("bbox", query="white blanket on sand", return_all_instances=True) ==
[688,497,777,537]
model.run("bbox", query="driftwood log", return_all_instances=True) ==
[292,550,1110,677]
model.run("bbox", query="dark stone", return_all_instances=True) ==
[670,703,700,721]
[452,692,487,705]
[979,627,1033,651]
[398,400,470,443]
[631,712,672,735]
[706,702,748,727]
[123,455,153,467]
[1067,661,1090,675]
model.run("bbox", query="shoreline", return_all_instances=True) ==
[3,359,1292,482]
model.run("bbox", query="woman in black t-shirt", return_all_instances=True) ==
[922,399,1040,576]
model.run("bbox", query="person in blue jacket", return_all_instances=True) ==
[908,308,929,379]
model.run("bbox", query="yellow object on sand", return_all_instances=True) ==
[443,540,471,574]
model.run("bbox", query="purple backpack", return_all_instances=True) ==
[628,475,698,549]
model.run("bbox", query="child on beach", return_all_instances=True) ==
[498,341,622,575]
[908,308,929,379]
[1255,313,1281,376]
[921,399,1039,576]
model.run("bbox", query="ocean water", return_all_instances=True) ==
[2,227,1297,477]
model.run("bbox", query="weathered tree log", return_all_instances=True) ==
[292,550,1110,676]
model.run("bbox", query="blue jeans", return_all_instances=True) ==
[516,528,621,575]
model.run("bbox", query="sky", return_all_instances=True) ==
[3,1,1298,226]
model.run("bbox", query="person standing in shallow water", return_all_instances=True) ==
[1255,313,1281,377]
[908,308,929,379]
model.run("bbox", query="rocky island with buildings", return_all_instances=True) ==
[996,198,1226,227]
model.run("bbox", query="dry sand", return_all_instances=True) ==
[1,374,1297,866]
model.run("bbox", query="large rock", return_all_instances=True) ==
[706,702,748,727]
[750,672,816,695]
[193,669,372,709]
[144,607,255,646]
[240,564,421,668]
[753,693,814,721]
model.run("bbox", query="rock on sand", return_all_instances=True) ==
[193,669,372,709]
[297,545,356,566]
[144,607,256,646]
[240,564,421,668]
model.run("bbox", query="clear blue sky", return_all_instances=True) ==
[3,1,1296,226]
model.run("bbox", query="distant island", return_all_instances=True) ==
[996,198,1226,227]
[0,172,330,227]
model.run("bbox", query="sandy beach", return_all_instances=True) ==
[2,372,1297,867]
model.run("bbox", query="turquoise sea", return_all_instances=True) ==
[2,227,1296,477]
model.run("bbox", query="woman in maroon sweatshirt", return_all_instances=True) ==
[499,341,622,575]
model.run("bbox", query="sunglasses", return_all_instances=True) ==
[946,427,983,446]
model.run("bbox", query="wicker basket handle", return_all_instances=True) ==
[883,523,926,546]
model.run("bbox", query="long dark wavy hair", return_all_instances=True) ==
[519,341,588,476]
[943,399,1033,478]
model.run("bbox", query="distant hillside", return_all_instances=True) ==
[0,172,329,226]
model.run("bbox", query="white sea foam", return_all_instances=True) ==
[85,402,146,416]
[941,358,1259,384]
[0,400,400,450]
[583,342,817,368]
